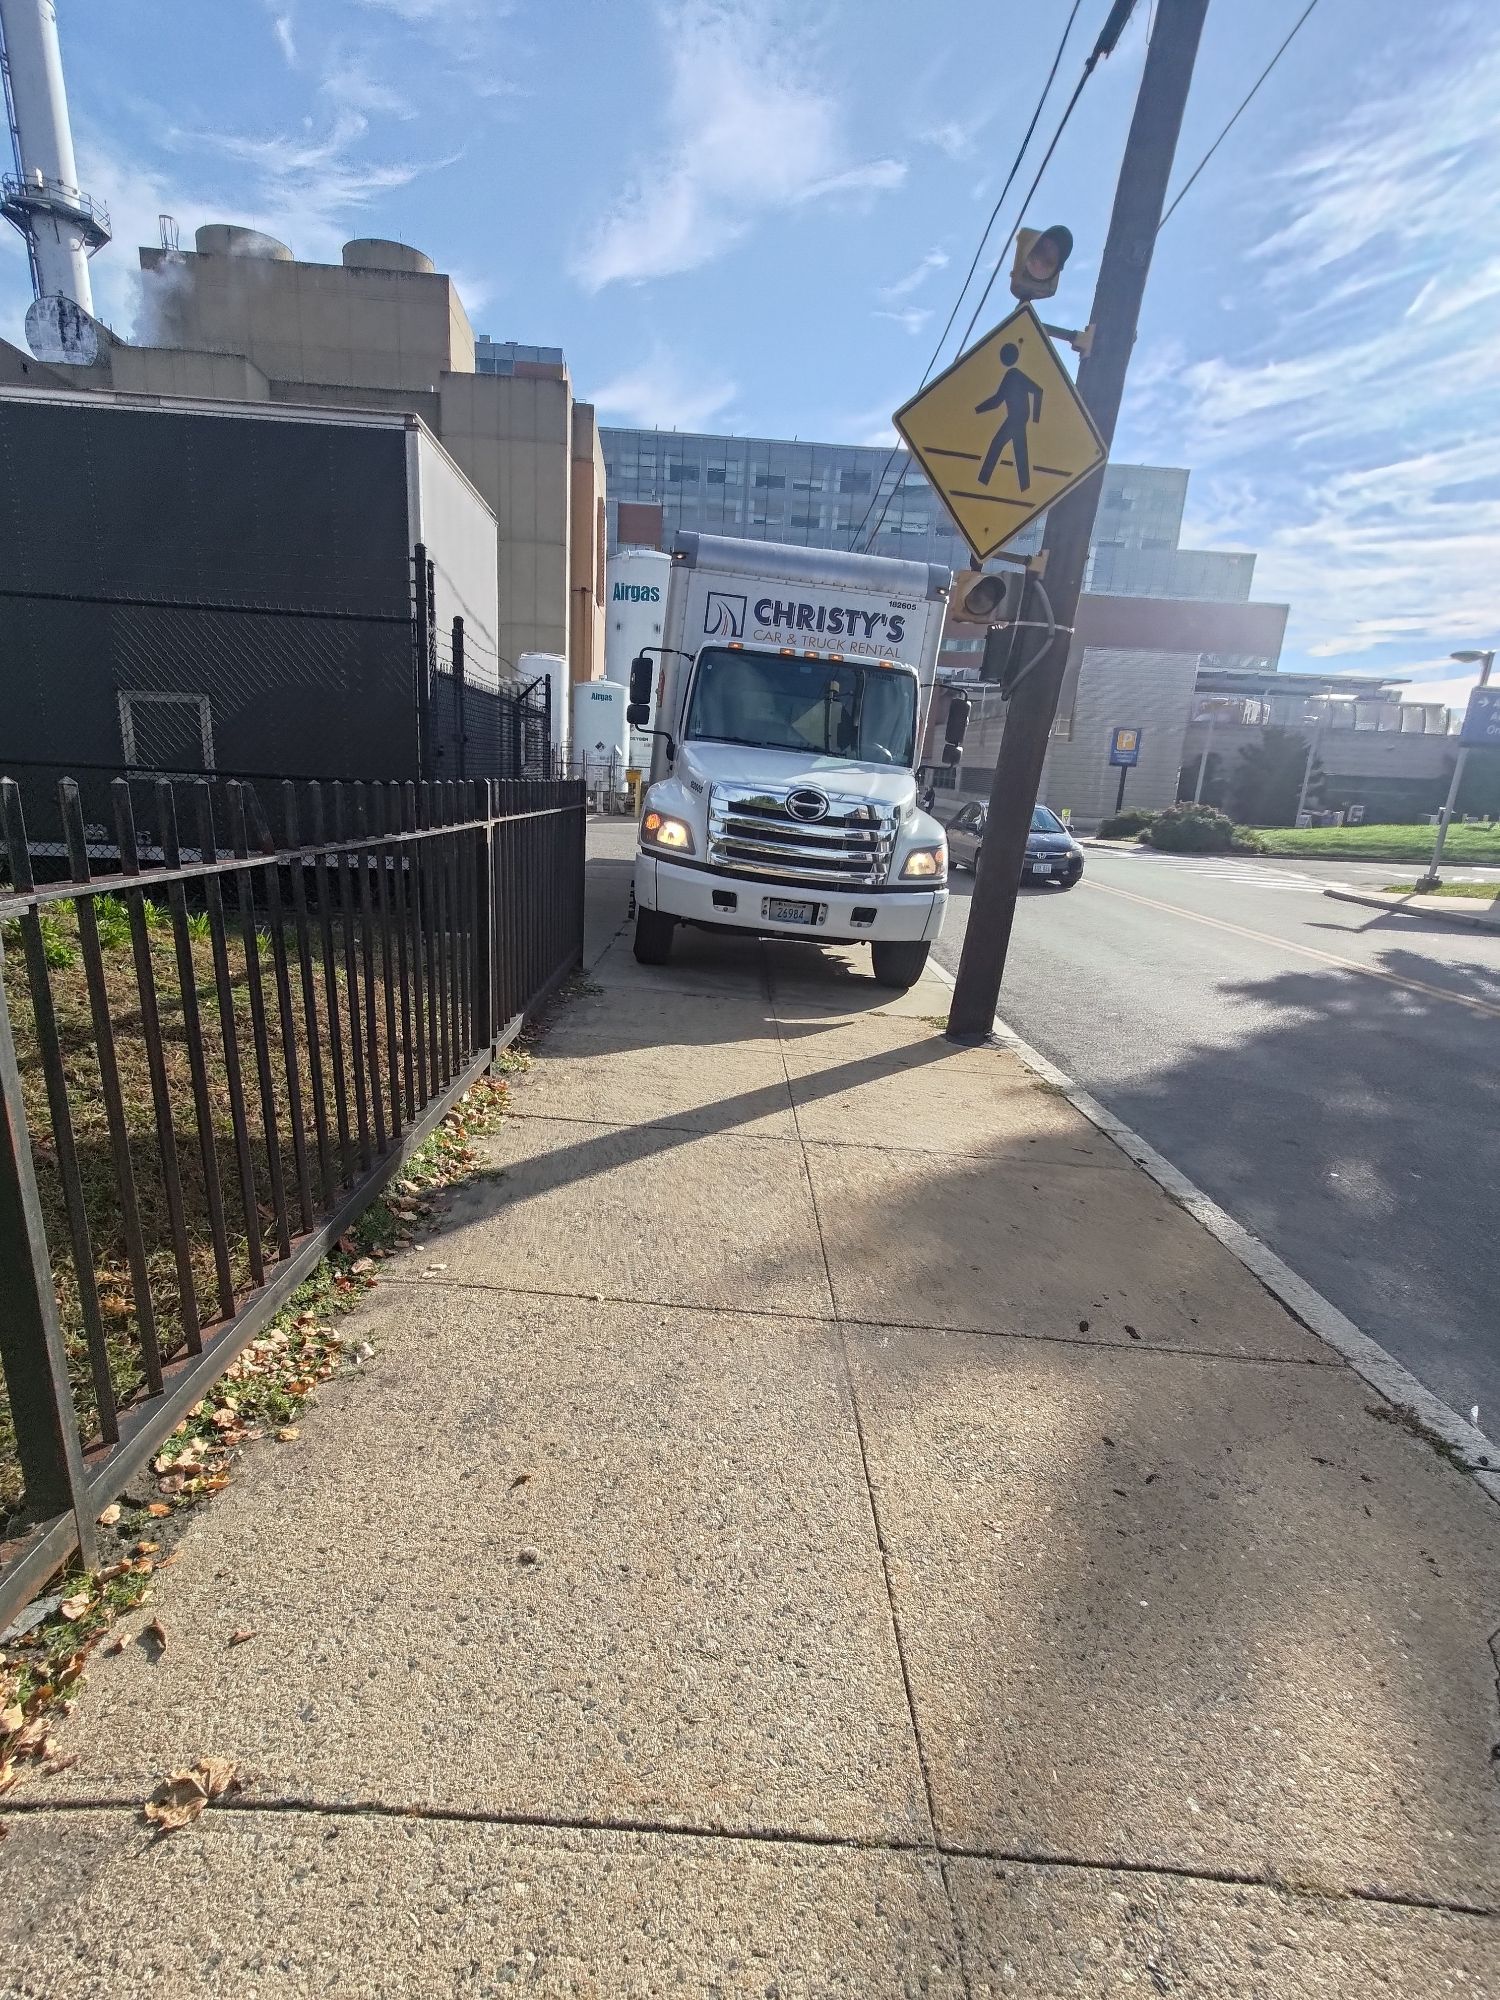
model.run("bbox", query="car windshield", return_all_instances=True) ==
[685,647,917,766]
[1031,805,1066,834]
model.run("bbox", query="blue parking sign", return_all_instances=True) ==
[1109,726,1142,767]
[1459,686,1500,748]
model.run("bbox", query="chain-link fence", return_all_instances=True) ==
[2,567,555,866]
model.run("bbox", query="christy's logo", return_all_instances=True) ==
[704,592,746,639]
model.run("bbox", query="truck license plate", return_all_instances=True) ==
[766,897,819,925]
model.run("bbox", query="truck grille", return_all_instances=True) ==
[707,785,898,887]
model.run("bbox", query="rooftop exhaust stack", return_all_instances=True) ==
[0,0,110,346]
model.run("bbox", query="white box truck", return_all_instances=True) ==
[628,532,959,989]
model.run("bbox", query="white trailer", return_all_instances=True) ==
[629,532,957,989]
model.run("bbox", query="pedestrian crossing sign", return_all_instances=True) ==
[893,303,1107,561]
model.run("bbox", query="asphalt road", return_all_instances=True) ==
[932,847,1500,1431]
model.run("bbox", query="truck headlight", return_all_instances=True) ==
[901,846,946,880]
[642,809,695,855]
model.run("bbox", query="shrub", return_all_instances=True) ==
[1230,825,1269,853]
[1096,808,1158,840]
[1143,803,1239,853]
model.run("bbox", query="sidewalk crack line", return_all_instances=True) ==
[767,948,977,1997]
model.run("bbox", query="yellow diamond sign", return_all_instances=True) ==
[893,304,1106,562]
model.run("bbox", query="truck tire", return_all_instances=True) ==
[633,907,675,965]
[871,940,930,989]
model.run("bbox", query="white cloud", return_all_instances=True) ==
[589,349,738,432]
[919,117,983,161]
[321,60,413,119]
[875,305,931,336]
[270,11,297,66]
[163,110,444,265]
[1123,12,1500,674]
[881,249,948,302]
[573,1,905,290]
[1392,660,1490,702]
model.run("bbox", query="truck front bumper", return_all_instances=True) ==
[638,855,947,944]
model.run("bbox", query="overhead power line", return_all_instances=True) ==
[1157,0,1323,230]
[845,0,1090,554]
[854,0,1145,554]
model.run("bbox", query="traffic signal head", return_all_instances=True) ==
[949,568,1010,627]
[1009,224,1074,302]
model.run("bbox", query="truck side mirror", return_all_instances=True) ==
[626,702,650,725]
[629,653,654,708]
[944,693,971,752]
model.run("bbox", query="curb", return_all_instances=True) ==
[1323,886,1500,928]
[924,959,1500,1505]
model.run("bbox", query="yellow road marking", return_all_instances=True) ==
[1084,878,1500,1021]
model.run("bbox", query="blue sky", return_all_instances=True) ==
[2,0,1496,700]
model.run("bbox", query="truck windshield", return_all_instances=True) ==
[684,648,917,766]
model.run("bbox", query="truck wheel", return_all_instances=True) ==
[871,940,930,989]
[633,907,675,965]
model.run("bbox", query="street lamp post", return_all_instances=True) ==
[1417,648,1496,889]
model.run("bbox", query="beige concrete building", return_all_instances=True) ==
[0,226,606,688]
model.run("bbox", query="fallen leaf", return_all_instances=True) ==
[228,1628,255,1648]
[349,1256,374,1275]
[146,1503,172,1519]
[0,1706,21,1736]
[143,1756,240,1834]
[0,1760,19,1796]
[134,1541,159,1556]
[143,1618,168,1657]
[200,1756,239,1800]
[275,1426,300,1443]
[104,1634,128,1656]
[144,1769,208,1831]
[336,1234,356,1254]
[97,1504,122,1527]
[59,1594,91,1622]
[211,1408,238,1430]
[12,1719,48,1756]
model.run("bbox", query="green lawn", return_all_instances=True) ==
[1380,880,1500,900]
[1255,823,1500,863]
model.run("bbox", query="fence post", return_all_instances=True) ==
[475,780,496,1051]
[452,617,466,783]
[0,929,98,1563]
[413,543,431,780]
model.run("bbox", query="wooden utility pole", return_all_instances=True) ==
[947,0,1211,1040]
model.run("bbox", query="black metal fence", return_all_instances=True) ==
[0,770,585,1627]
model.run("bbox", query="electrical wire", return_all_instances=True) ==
[854,0,1141,555]
[845,0,1089,554]
[1158,0,1322,231]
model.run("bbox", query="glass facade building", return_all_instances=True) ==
[475,337,566,376]
[599,429,1255,604]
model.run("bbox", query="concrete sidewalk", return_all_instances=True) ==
[1324,884,1500,928]
[3,829,1498,1995]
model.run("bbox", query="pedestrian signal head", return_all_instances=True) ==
[949,569,1009,627]
[1009,224,1074,302]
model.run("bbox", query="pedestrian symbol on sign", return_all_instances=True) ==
[975,342,1043,491]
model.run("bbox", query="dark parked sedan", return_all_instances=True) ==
[946,801,1084,888]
